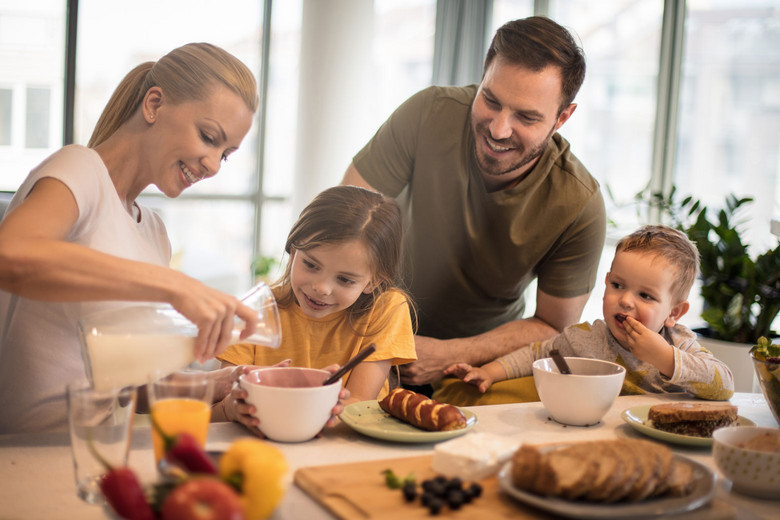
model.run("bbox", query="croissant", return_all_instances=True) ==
[379,388,467,431]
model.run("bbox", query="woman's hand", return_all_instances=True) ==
[171,280,260,363]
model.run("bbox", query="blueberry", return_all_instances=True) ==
[402,482,417,502]
[446,489,464,509]
[468,482,483,498]
[430,481,447,497]
[428,497,444,515]
[446,477,463,491]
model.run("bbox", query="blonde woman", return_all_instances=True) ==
[0,43,264,433]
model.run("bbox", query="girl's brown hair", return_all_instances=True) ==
[274,186,412,329]
[88,42,258,147]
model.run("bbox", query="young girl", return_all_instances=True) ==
[217,186,416,430]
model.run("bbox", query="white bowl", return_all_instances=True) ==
[239,367,341,443]
[713,426,780,499]
[532,357,626,426]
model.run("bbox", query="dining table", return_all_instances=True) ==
[0,391,777,519]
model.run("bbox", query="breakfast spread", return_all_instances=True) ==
[378,388,467,431]
[431,432,516,480]
[511,439,696,503]
[736,431,780,453]
[647,402,738,437]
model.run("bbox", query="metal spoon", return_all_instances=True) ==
[550,349,572,374]
[322,343,377,385]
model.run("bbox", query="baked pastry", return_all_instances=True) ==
[378,388,467,431]
[511,439,695,503]
[647,402,738,437]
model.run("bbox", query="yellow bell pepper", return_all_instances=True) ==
[220,439,288,520]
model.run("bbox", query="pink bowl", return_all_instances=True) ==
[239,367,341,442]
[241,366,330,388]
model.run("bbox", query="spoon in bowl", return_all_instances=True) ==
[322,343,377,386]
[550,349,572,375]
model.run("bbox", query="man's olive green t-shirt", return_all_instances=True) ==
[353,85,606,339]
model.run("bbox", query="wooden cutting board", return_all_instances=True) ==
[294,455,736,520]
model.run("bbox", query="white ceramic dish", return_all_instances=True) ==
[533,357,626,426]
[713,425,780,499]
[498,455,716,518]
[239,367,341,443]
[340,400,477,443]
[621,405,756,447]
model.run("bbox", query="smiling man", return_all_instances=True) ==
[341,17,606,405]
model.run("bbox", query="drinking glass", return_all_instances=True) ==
[67,382,136,504]
[147,370,214,464]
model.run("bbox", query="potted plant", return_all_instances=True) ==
[619,187,780,391]
[251,255,280,284]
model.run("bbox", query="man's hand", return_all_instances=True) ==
[398,336,453,385]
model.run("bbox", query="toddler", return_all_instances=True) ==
[445,225,734,400]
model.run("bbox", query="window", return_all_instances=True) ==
[259,0,436,275]
[0,88,11,146]
[25,87,50,148]
[675,0,780,254]
[548,0,664,231]
[0,0,65,190]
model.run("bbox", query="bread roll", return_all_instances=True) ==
[378,388,467,431]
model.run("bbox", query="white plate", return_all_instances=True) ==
[498,455,716,519]
[621,405,756,447]
[339,400,477,443]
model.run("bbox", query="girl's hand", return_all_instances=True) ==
[223,384,265,438]
[321,364,351,429]
[218,361,291,436]
[443,363,494,393]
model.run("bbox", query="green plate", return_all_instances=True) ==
[621,405,756,447]
[340,400,477,443]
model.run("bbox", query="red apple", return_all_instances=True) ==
[162,477,244,520]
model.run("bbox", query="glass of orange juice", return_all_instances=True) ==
[148,370,214,464]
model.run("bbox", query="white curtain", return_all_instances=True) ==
[432,0,492,86]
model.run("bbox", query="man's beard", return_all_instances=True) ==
[472,122,555,178]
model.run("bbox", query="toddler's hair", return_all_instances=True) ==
[275,185,404,321]
[615,225,700,302]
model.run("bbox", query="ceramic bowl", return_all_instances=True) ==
[532,357,626,426]
[751,356,780,426]
[713,426,780,499]
[239,367,341,442]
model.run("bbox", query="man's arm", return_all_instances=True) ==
[399,289,591,386]
[341,163,376,190]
